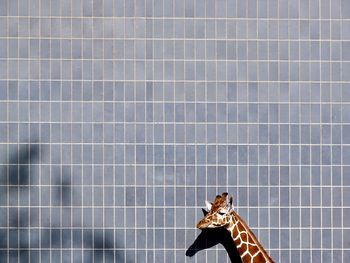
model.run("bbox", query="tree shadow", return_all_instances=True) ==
[0,143,127,262]
[7,144,39,185]
[186,227,242,263]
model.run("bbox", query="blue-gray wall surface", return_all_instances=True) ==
[0,0,350,262]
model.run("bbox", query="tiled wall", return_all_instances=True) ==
[1,0,350,262]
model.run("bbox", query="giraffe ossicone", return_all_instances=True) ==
[196,192,275,263]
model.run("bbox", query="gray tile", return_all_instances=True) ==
[0,0,348,261]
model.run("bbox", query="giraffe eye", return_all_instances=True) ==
[218,212,225,216]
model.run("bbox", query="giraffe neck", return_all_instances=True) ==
[227,211,274,263]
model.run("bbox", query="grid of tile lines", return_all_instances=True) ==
[0,0,350,263]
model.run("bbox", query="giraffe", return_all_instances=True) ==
[196,192,275,263]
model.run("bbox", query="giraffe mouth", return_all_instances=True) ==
[197,221,228,229]
[196,220,211,229]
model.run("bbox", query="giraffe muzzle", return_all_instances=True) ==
[196,219,211,229]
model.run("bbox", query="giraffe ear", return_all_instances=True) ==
[205,200,212,211]
[202,208,209,216]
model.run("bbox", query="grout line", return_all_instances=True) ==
[1,1,349,262]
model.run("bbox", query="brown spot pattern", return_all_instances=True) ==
[196,193,274,262]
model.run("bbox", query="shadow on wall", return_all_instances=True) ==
[0,143,126,262]
[186,226,242,263]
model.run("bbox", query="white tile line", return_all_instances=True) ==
[1,0,350,262]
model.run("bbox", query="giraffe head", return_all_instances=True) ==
[196,192,234,229]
